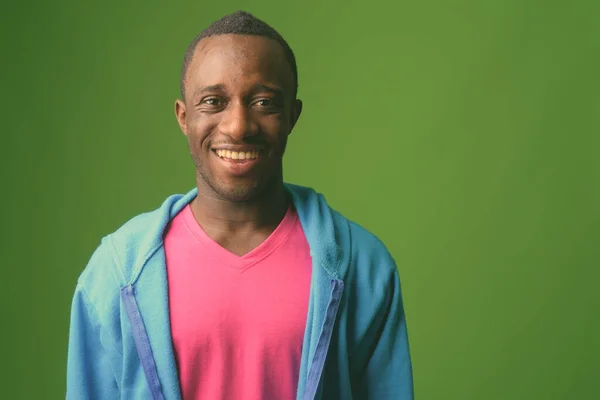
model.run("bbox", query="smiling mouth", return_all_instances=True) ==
[213,149,261,161]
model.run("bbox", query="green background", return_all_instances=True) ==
[2,0,598,398]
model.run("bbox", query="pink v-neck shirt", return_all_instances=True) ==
[164,204,312,400]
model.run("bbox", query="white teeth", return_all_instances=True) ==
[215,149,259,160]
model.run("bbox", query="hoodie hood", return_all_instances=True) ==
[107,183,351,286]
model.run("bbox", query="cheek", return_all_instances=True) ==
[186,118,215,151]
[262,114,289,141]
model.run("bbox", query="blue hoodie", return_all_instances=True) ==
[66,184,414,399]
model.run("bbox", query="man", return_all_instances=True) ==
[67,10,413,400]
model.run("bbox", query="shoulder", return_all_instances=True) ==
[345,215,396,268]
[333,209,399,285]
[79,190,195,289]
[348,220,393,260]
[73,207,167,326]
[76,192,192,305]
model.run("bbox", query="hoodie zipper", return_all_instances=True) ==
[303,279,345,400]
[121,285,166,400]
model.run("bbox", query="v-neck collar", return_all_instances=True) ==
[181,204,298,271]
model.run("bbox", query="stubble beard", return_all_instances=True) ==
[190,138,287,203]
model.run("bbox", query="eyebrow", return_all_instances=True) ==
[251,84,284,97]
[192,83,285,98]
[192,84,226,97]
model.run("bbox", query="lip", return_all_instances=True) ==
[211,144,265,152]
[211,149,261,176]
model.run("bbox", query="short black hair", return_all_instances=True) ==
[180,11,298,100]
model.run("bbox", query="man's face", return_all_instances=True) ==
[175,34,302,203]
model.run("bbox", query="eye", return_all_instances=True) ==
[202,98,222,106]
[253,98,283,111]
[255,99,273,107]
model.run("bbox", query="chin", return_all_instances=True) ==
[214,180,264,203]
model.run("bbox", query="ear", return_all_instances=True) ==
[289,99,303,132]
[175,99,188,136]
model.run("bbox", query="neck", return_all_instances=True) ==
[190,180,290,237]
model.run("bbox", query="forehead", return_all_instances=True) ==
[187,34,293,93]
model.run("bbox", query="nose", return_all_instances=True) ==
[218,102,259,140]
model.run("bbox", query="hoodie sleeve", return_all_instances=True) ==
[354,258,414,399]
[67,240,122,400]
[67,284,120,399]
